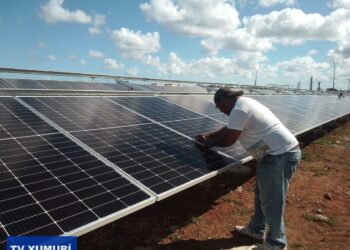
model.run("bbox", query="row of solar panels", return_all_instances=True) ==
[0,78,210,93]
[1,94,349,248]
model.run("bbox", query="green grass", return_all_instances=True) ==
[191,216,200,225]
[309,166,327,177]
[233,207,250,217]
[301,152,316,162]
[314,137,335,145]
[345,163,350,171]
[290,242,305,249]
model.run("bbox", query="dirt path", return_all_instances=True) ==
[79,121,350,250]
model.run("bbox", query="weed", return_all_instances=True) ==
[314,137,334,145]
[170,232,181,241]
[191,216,200,225]
[290,242,304,248]
[301,152,316,162]
[309,166,327,177]
[345,163,350,171]
[233,207,250,217]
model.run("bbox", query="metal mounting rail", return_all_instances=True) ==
[0,67,226,85]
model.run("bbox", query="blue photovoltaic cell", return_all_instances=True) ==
[20,97,150,131]
[71,123,236,195]
[161,95,218,115]
[162,117,249,160]
[161,95,350,135]
[109,96,203,122]
[5,79,46,89]
[0,98,153,248]
[0,79,15,88]
[0,97,58,139]
[0,133,152,247]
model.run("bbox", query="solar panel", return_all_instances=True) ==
[20,97,150,131]
[109,96,203,122]
[2,93,348,248]
[160,95,218,115]
[35,80,74,90]
[0,98,155,248]
[0,79,15,89]
[0,134,153,245]
[5,79,47,89]
[162,117,249,160]
[0,97,58,139]
[161,94,350,136]
[143,84,207,93]
[18,96,237,198]
[71,123,236,198]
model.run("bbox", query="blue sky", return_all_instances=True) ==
[0,0,350,90]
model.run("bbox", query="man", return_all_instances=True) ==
[195,88,301,250]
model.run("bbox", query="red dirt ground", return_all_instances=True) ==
[79,120,350,250]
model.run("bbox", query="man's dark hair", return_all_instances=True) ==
[214,87,244,104]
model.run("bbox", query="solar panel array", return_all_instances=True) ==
[0,78,209,93]
[0,78,132,91]
[1,93,350,248]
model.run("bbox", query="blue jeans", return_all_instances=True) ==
[248,149,301,248]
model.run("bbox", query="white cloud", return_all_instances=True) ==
[258,0,296,8]
[307,49,318,56]
[111,28,160,59]
[277,56,330,80]
[80,59,87,65]
[103,58,125,71]
[126,68,139,76]
[48,54,57,60]
[243,7,350,50]
[140,0,240,37]
[164,51,272,80]
[39,0,92,24]
[89,49,105,58]
[88,14,106,35]
[244,9,330,42]
[327,0,350,9]
[201,28,273,55]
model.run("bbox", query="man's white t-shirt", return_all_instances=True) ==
[227,96,298,156]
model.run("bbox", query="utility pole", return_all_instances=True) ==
[254,69,257,86]
[310,76,313,90]
[332,62,336,89]
[348,79,350,92]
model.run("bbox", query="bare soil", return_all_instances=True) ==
[79,120,350,250]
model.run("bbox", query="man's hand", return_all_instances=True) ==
[194,134,214,148]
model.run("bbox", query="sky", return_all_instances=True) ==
[0,0,350,90]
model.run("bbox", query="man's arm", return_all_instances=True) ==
[195,127,241,148]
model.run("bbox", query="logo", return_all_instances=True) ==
[7,236,77,250]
